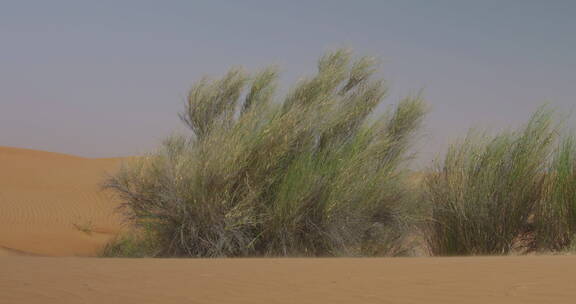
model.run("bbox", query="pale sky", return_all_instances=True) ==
[1,0,575,167]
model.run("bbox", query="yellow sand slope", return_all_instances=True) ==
[0,146,122,256]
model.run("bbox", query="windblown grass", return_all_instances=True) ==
[424,108,557,255]
[536,135,576,250]
[104,49,426,257]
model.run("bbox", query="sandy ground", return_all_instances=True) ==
[2,146,576,303]
[0,146,122,256]
[1,256,575,303]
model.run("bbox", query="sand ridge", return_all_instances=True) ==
[0,146,123,256]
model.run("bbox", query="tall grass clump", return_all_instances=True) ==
[104,49,426,257]
[536,135,576,250]
[424,108,557,255]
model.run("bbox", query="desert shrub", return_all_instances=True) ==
[536,135,576,250]
[424,108,557,255]
[104,49,426,257]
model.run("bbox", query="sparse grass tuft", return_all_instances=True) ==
[99,233,158,257]
[73,220,94,235]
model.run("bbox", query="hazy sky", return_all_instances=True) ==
[1,0,575,166]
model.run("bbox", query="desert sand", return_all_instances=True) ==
[2,146,576,303]
[0,146,122,256]
[2,256,576,303]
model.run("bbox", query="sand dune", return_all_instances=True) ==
[1,256,576,303]
[0,146,123,256]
